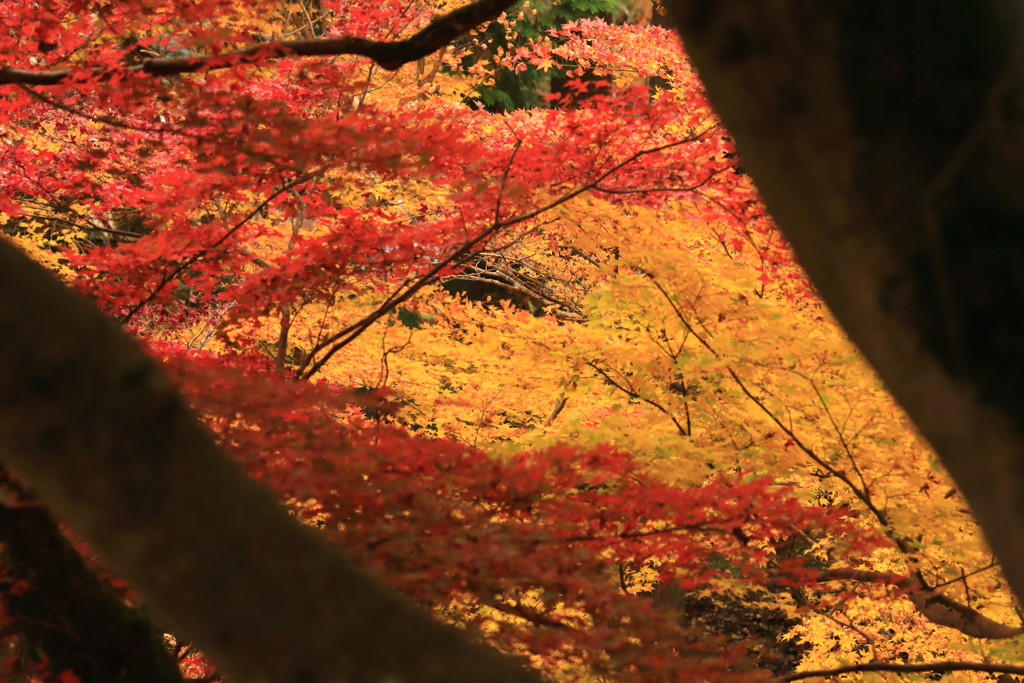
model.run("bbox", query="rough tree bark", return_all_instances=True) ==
[662,0,1024,608]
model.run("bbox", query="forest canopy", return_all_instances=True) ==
[1,1,1022,683]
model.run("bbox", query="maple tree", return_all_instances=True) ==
[3,2,1024,683]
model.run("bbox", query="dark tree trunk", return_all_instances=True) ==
[663,0,1024,604]
[0,241,539,683]
[0,495,182,683]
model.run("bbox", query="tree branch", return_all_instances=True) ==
[0,239,541,683]
[544,393,568,427]
[0,0,519,86]
[777,661,1024,682]
[818,568,1023,639]
[121,172,318,325]
[585,360,691,436]
[296,136,705,380]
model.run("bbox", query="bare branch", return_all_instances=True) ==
[0,0,519,86]
[544,393,568,427]
[777,661,1024,682]
[818,568,1023,639]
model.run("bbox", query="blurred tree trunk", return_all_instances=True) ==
[0,484,182,683]
[663,0,1024,604]
[0,241,539,683]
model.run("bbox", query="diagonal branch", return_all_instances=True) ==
[727,368,919,559]
[818,568,1023,639]
[778,661,1024,682]
[0,0,519,86]
[0,233,542,683]
[296,136,707,380]
[121,171,318,325]
[585,361,691,436]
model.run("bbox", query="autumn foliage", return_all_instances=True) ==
[1,1,1021,682]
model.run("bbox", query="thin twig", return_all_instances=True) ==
[296,136,709,379]
[121,171,318,324]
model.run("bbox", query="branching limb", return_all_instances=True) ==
[122,171,319,325]
[0,0,519,86]
[727,368,922,562]
[777,661,1024,682]
[585,360,690,436]
[297,136,707,379]
[818,568,1023,639]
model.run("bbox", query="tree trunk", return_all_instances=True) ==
[0,240,539,683]
[663,0,1024,604]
